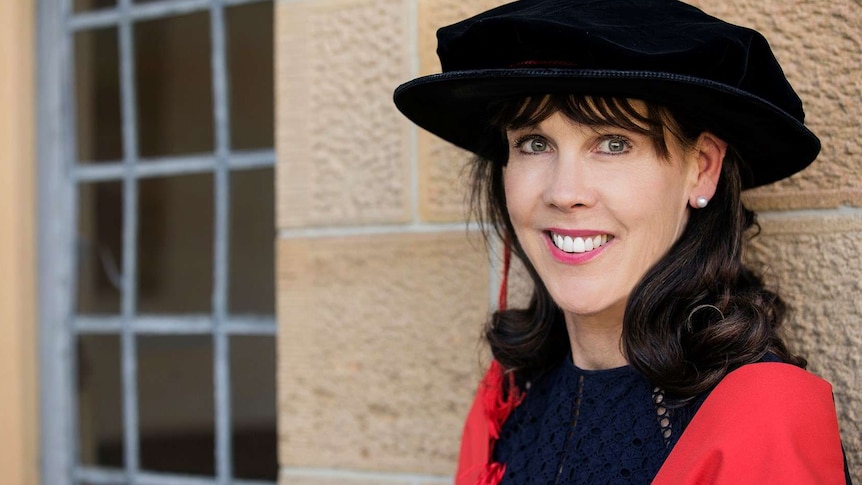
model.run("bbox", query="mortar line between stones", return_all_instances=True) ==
[758,205,862,220]
[277,221,484,239]
[280,466,451,483]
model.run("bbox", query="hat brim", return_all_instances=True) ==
[394,68,819,189]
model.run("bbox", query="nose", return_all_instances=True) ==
[542,153,597,210]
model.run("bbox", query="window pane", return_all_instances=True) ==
[74,27,122,163]
[77,335,124,468]
[229,168,275,315]
[138,173,213,314]
[135,12,214,158]
[231,336,277,480]
[138,336,214,476]
[227,2,274,150]
[77,181,123,314]
[73,0,116,13]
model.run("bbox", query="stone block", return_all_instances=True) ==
[417,0,510,77]
[415,0,510,223]
[277,231,490,474]
[276,0,413,228]
[746,212,862,477]
[688,0,862,209]
[505,251,535,311]
[417,132,472,223]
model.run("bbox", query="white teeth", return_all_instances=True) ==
[572,237,585,252]
[550,232,612,254]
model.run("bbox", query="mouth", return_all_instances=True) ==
[548,231,613,254]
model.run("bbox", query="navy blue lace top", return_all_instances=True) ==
[493,358,706,485]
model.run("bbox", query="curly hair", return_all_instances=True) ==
[470,94,805,402]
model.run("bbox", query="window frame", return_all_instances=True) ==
[37,1,277,484]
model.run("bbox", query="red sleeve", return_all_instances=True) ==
[653,363,846,485]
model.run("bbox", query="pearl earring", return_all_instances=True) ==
[695,196,709,208]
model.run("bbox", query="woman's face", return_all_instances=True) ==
[503,109,700,325]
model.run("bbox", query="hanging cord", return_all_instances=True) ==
[498,235,511,311]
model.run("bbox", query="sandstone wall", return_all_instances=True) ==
[275,0,862,482]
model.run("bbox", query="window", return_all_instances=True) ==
[39,1,277,484]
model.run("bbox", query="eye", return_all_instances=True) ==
[514,135,551,154]
[597,136,631,155]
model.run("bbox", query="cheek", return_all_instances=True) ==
[503,166,531,221]
[609,163,691,237]
[626,177,691,252]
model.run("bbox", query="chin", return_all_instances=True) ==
[550,291,625,319]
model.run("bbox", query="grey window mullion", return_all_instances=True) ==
[69,0,213,31]
[39,0,80,482]
[117,0,142,482]
[78,467,216,485]
[77,466,278,485]
[210,1,233,483]
[72,149,276,182]
[68,0,270,31]
[61,0,85,479]
[74,315,277,335]
[222,317,277,335]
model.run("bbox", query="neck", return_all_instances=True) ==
[565,305,627,370]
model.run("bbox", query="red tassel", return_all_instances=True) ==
[481,361,524,439]
[477,462,507,485]
[475,360,524,484]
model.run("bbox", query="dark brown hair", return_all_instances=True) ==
[471,94,805,402]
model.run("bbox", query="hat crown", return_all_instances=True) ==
[394,0,820,188]
[436,0,804,123]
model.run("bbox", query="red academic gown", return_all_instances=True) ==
[456,362,846,485]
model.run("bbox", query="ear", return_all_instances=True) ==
[688,132,726,208]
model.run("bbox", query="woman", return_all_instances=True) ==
[394,0,851,483]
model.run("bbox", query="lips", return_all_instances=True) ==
[549,232,613,254]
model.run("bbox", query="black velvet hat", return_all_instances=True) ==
[393,0,819,189]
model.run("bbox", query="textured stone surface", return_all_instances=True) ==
[277,232,490,473]
[746,213,862,478]
[417,134,472,223]
[688,0,862,209]
[276,0,412,228]
[271,0,861,481]
[417,0,509,77]
[498,248,534,312]
[415,0,509,222]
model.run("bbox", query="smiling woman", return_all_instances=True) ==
[501,101,721,372]
[394,0,852,484]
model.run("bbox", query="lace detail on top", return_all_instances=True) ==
[494,359,703,485]
[653,388,672,446]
